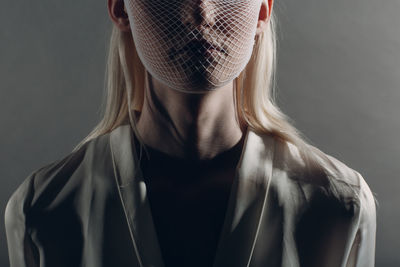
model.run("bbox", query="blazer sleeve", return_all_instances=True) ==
[4,173,40,267]
[346,171,377,267]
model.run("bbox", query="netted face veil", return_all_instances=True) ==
[123,0,264,93]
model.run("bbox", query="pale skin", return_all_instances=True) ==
[107,0,273,162]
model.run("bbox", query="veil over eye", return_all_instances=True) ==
[123,0,263,92]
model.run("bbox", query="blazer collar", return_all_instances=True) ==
[109,124,276,267]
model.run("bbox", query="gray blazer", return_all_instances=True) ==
[5,123,377,267]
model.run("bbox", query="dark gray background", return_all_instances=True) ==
[1,0,398,266]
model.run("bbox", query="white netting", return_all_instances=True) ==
[123,0,263,92]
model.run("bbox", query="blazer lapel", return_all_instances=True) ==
[110,124,165,267]
[212,129,275,267]
[109,124,275,267]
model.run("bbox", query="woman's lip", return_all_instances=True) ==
[180,39,225,54]
[168,39,226,60]
[202,48,219,57]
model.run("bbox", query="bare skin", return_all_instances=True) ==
[137,76,244,160]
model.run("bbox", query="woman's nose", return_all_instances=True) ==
[182,0,216,29]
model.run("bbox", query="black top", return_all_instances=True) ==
[134,134,246,267]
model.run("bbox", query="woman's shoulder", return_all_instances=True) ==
[268,135,377,218]
[5,130,114,222]
[265,136,377,265]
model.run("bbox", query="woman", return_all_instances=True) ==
[5,0,377,266]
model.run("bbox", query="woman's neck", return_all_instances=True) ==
[136,74,244,161]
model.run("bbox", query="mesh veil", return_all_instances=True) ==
[123,0,263,92]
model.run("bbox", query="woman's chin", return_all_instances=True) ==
[169,76,234,93]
